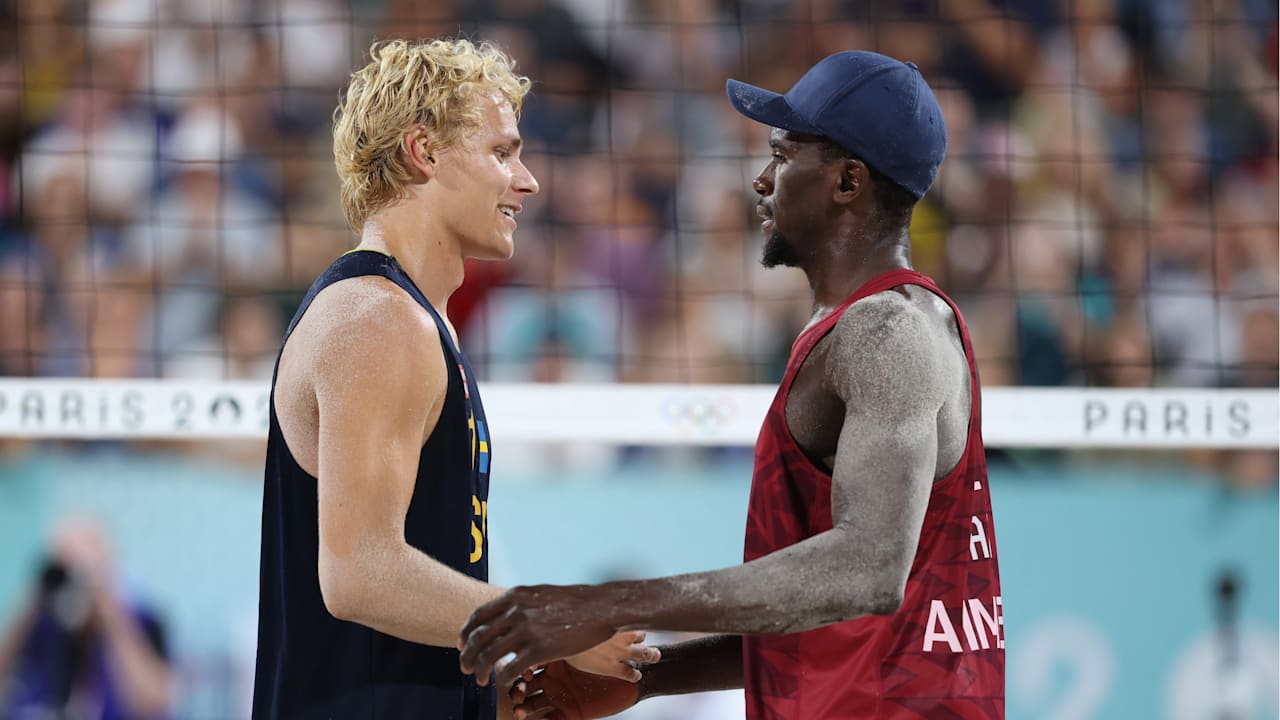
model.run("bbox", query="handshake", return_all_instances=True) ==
[457,584,662,720]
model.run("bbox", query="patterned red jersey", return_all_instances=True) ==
[743,269,1004,719]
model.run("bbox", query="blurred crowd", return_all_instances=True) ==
[0,0,1275,472]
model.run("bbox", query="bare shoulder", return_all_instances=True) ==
[832,292,928,349]
[274,277,447,474]
[828,291,940,370]
[825,290,959,411]
[290,276,442,373]
[278,276,445,415]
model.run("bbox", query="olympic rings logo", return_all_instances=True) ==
[659,395,740,430]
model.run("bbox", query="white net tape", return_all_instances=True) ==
[0,380,1274,449]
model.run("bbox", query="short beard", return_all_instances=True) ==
[761,232,801,268]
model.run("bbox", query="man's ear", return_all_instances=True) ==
[834,158,867,205]
[402,126,437,181]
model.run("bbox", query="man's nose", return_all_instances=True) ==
[515,161,539,195]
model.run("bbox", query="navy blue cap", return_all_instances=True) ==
[726,51,948,200]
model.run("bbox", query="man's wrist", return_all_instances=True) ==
[635,653,666,701]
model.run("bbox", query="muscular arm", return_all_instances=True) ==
[311,284,501,647]
[638,634,742,698]
[463,296,951,684]
[293,282,657,681]
[611,298,943,635]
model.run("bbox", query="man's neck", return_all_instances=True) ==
[802,228,913,312]
[357,204,464,314]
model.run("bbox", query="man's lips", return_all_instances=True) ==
[757,203,773,230]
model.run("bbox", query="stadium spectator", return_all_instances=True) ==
[0,518,172,719]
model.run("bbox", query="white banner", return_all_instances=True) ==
[0,379,270,440]
[0,380,1274,449]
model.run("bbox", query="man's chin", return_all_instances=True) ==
[469,238,515,262]
[761,235,799,269]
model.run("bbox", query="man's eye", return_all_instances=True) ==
[771,153,785,162]
[496,149,509,160]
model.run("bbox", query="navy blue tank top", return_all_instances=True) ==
[253,250,495,719]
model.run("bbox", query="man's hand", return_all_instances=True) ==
[511,661,640,720]
[459,584,625,689]
[566,630,659,682]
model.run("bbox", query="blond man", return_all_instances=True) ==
[252,39,656,719]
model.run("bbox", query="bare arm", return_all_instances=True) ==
[95,594,172,717]
[462,296,949,686]
[638,634,742,698]
[312,284,501,647]
[611,297,943,634]
[308,285,659,681]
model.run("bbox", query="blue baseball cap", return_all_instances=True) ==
[726,51,947,200]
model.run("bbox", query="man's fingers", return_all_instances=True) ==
[626,643,661,665]
[459,600,509,651]
[515,700,561,720]
[460,598,509,637]
[516,697,559,720]
[459,616,515,676]
[515,693,560,720]
[588,659,642,683]
[612,629,660,666]
[519,706,559,720]
[467,634,519,687]
[497,648,548,691]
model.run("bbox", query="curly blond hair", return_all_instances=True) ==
[332,38,531,233]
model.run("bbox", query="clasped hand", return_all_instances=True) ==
[458,584,658,692]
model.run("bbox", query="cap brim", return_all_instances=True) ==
[725,79,820,136]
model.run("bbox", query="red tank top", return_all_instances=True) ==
[743,269,1004,720]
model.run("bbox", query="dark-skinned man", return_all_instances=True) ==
[461,51,1005,720]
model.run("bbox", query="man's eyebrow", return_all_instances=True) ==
[500,135,523,150]
[769,128,798,149]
